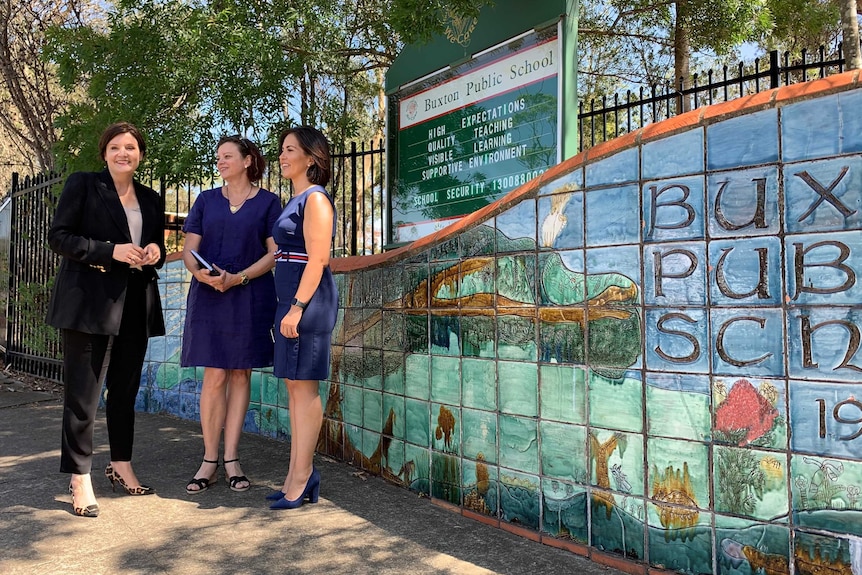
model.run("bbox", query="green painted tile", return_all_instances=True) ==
[277,407,290,440]
[462,358,497,411]
[405,313,429,354]
[403,443,430,495]
[405,398,431,447]
[540,421,588,484]
[463,458,499,517]
[432,403,460,455]
[590,488,644,560]
[430,356,461,405]
[497,314,538,361]
[541,478,588,542]
[589,428,645,497]
[362,428,382,470]
[382,311,405,351]
[382,393,405,439]
[405,354,430,399]
[430,313,460,356]
[647,436,710,510]
[499,415,539,474]
[714,445,788,520]
[462,408,497,464]
[500,469,540,530]
[431,451,461,505]
[461,315,496,358]
[361,349,383,390]
[589,370,643,433]
[363,390,383,433]
[342,384,363,428]
[249,371,261,404]
[382,352,405,395]
[383,438,406,481]
[714,517,789,575]
[647,500,712,573]
[540,364,586,424]
[261,374,280,407]
[647,381,711,441]
[498,360,538,416]
[159,363,179,389]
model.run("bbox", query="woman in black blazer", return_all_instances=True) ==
[46,122,166,517]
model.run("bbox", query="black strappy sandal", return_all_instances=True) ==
[185,458,218,494]
[223,458,250,492]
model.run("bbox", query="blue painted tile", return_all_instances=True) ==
[586,245,642,283]
[789,379,862,459]
[710,307,786,377]
[499,469,540,530]
[644,308,710,374]
[642,128,704,179]
[787,307,862,383]
[707,109,778,170]
[643,176,706,243]
[538,191,584,250]
[707,166,780,238]
[495,200,537,248]
[539,166,583,196]
[643,241,707,306]
[708,236,783,306]
[782,88,862,162]
[784,156,862,233]
[585,185,640,246]
[585,146,638,187]
[784,231,862,306]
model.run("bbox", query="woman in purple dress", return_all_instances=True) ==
[266,126,338,510]
[181,136,280,494]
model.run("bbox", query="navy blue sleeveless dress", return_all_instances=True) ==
[181,187,280,369]
[272,186,338,380]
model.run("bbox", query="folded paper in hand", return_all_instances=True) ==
[190,250,219,276]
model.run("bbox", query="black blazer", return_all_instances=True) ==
[46,170,166,337]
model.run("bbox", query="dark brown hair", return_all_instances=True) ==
[217,135,265,182]
[278,126,331,187]
[98,122,147,161]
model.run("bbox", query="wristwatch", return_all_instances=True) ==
[239,272,249,286]
[291,297,307,310]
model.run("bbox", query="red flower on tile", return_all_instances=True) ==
[714,379,778,446]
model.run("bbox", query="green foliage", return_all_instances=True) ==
[15,279,61,356]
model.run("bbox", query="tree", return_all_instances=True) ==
[840,0,862,67]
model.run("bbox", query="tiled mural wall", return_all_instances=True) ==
[141,75,862,575]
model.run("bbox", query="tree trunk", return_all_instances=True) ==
[673,0,692,112]
[842,0,862,68]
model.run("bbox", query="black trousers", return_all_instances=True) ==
[60,272,149,474]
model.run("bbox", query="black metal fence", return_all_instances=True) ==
[578,46,853,151]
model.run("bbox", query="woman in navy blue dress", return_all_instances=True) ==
[266,126,338,509]
[181,136,280,494]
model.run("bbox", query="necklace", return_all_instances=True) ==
[225,183,254,213]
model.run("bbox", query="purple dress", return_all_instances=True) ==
[272,186,338,380]
[181,187,281,368]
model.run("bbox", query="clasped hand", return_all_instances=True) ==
[113,243,160,267]
[195,265,239,293]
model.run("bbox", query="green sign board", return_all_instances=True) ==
[391,28,559,242]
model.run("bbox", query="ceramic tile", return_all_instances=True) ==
[381,311,405,351]
[589,428,645,497]
[707,236,783,306]
[793,531,857,575]
[643,241,708,306]
[792,453,862,537]
[497,254,538,305]
[714,517,789,575]
[646,372,711,441]
[707,166,780,239]
[499,469,540,530]
[713,445,788,520]
[786,230,862,306]
[382,352,405,395]
[403,443,430,495]
[362,429,383,472]
[647,437,710,511]
[461,408,497,464]
[541,478,588,542]
[404,353,430,399]
[382,393,405,439]
[712,377,787,450]
[589,370,643,433]
[361,349,384,389]
[646,500,712,574]
[383,438,406,481]
[585,184,640,246]
[363,389,383,433]
[643,175,706,243]
[460,222,496,257]
[405,313,429,354]
[430,312,460,356]
[538,191,584,250]
[539,165,583,196]
[784,156,862,234]
[461,315,496,358]
[462,358,497,411]
[642,128,704,179]
[539,421,587,483]
[539,364,587,424]
[587,307,643,378]
[786,307,862,382]
[585,244,641,281]
[499,414,539,474]
[782,89,862,162]
[496,314,537,361]
[430,356,461,405]
[427,236,460,261]
[539,250,585,304]
[590,488,644,560]
[496,200,537,250]
[644,308,710,374]
[709,307,786,377]
[342,384,363,428]
[405,398,430,447]
[431,451,461,505]
[585,146,638,187]
[431,402,460,455]
[707,109,778,170]
[788,379,862,459]
[498,360,538,416]
[463,458,499,517]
